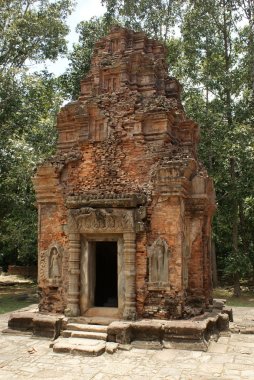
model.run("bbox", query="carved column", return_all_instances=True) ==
[67,233,80,316]
[123,232,136,319]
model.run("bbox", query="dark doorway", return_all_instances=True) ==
[94,241,118,307]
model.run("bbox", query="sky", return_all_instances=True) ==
[32,0,106,75]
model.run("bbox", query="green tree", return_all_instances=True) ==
[0,0,75,268]
[0,0,74,70]
[0,72,64,268]
[61,16,110,99]
[178,0,254,294]
[100,0,254,292]
[102,0,183,41]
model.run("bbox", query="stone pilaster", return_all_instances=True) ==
[123,232,136,319]
[67,233,80,316]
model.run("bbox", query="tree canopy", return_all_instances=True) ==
[1,0,254,295]
[0,0,74,268]
[64,0,254,293]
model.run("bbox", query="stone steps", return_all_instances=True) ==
[66,323,108,333]
[52,337,106,356]
[68,316,117,326]
[62,330,107,340]
[51,322,111,356]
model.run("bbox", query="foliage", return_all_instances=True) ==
[0,0,74,70]
[61,16,111,99]
[0,0,74,268]
[0,72,64,268]
[98,0,254,292]
[213,287,254,307]
[102,0,183,41]
[1,0,254,290]
[178,0,254,293]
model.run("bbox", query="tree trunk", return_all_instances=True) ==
[233,273,241,297]
[230,157,241,296]
[221,1,241,296]
[211,240,218,287]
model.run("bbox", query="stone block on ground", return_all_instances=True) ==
[107,321,131,344]
[163,320,205,341]
[222,306,233,322]
[7,312,34,331]
[130,320,162,342]
[33,314,63,339]
[105,342,119,354]
[213,299,226,309]
[216,313,229,333]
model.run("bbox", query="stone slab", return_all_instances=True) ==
[163,340,209,352]
[105,342,119,354]
[68,316,117,325]
[84,307,119,318]
[63,330,107,340]
[52,337,106,356]
[1,305,254,380]
[2,328,33,336]
[66,323,107,333]
[131,340,163,350]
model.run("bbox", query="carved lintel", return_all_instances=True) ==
[69,208,135,233]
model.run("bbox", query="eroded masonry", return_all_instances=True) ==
[33,26,216,320]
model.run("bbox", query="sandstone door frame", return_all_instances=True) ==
[67,208,136,319]
[80,233,124,316]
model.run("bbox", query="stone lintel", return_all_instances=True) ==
[66,193,146,209]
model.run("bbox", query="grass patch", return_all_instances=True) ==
[0,294,36,314]
[213,287,254,307]
[0,283,38,314]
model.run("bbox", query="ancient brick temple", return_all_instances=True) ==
[33,26,216,320]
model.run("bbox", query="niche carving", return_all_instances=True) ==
[39,243,63,284]
[103,74,119,92]
[110,38,119,52]
[49,247,61,279]
[148,238,169,284]
[89,107,107,141]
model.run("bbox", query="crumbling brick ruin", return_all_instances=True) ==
[33,26,216,320]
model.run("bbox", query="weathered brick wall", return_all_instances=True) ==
[33,26,215,319]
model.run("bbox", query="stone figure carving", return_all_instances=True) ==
[49,247,61,279]
[149,238,169,284]
[72,208,134,232]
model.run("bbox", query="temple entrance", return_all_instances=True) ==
[94,241,118,307]
[80,235,123,317]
